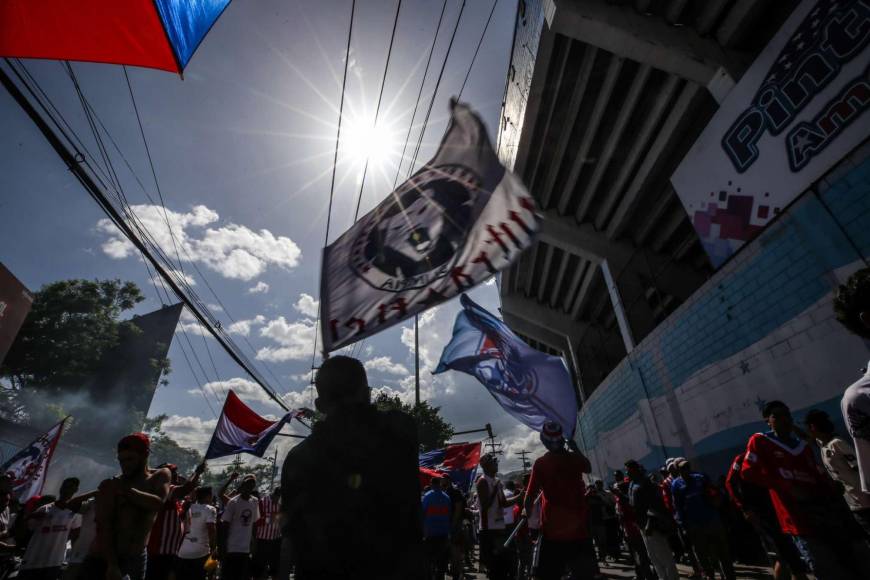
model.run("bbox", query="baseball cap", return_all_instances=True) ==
[540,421,564,444]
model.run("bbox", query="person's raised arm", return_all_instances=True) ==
[121,468,171,512]
[173,462,207,501]
[219,472,239,506]
[67,490,99,513]
[95,478,121,579]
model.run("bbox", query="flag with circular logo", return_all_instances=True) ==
[321,100,538,352]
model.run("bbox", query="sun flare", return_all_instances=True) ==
[343,116,397,170]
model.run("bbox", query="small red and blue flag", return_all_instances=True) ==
[205,390,299,460]
[419,442,482,492]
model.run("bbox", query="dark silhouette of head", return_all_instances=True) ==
[805,409,835,440]
[59,478,79,502]
[834,267,870,338]
[315,356,370,415]
[117,432,150,478]
[762,400,793,434]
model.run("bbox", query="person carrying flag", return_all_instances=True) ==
[523,421,595,580]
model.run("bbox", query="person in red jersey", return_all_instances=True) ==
[523,421,595,580]
[740,400,870,579]
[145,462,205,580]
[252,487,281,580]
[725,452,806,580]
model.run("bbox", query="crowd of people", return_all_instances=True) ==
[0,261,867,580]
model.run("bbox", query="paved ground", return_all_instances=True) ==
[462,557,776,579]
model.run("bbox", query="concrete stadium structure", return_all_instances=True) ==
[496,0,870,479]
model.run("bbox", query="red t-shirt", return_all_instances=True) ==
[525,451,587,541]
[740,432,833,535]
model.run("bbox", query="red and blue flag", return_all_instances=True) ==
[0,0,232,74]
[205,390,298,460]
[419,442,482,492]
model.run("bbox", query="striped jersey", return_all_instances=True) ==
[256,495,281,540]
[148,485,185,556]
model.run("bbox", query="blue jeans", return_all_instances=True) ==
[791,534,870,579]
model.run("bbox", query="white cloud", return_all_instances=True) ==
[364,356,408,376]
[256,316,317,362]
[227,315,266,337]
[294,293,319,318]
[160,414,218,451]
[191,378,316,412]
[97,204,301,281]
[170,269,196,286]
[207,303,223,312]
[248,281,270,294]
[177,321,212,338]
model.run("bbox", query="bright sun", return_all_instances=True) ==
[344,117,397,169]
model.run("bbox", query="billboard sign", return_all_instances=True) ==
[672,0,870,267]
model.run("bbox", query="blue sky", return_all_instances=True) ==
[0,0,546,472]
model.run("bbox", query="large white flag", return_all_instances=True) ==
[321,101,538,352]
[1,417,66,502]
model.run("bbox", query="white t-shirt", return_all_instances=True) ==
[842,363,870,493]
[21,503,82,570]
[179,503,217,559]
[477,476,506,531]
[221,496,259,554]
[819,436,870,511]
[69,500,96,565]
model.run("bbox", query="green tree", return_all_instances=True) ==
[373,392,454,452]
[1,279,155,392]
[143,414,205,476]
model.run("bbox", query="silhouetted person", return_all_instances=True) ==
[281,356,424,580]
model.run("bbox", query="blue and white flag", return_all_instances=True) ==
[435,294,577,437]
[205,391,300,460]
[320,100,538,352]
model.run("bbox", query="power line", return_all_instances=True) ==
[310,0,356,371]
[392,0,449,189]
[0,59,290,412]
[406,0,467,179]
[351,0,403,223]
[458,0,499,100]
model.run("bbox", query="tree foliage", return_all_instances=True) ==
[373,393,454,452]
[144,414,205,476]
[1,279,148,392]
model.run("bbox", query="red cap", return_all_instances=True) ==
[117,432,150,455]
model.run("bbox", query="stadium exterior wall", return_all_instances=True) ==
[575,140,870,482]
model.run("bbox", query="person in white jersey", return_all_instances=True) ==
[475,453,518,580]
[19,477,83,580]
[177,486,217,580]
[63,496,96,580]
[219,475,260,579]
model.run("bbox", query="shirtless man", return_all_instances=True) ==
[82,433,171,580]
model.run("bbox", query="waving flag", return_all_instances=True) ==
[205,391,300,460]
[0,0,232,74]
[320,100,538,352]
[435,294,577,437]
[419,442,482,492]
[1,418,67,502]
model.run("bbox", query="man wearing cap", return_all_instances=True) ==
[219,474,260,579]
[83,432,171,580]
[523,421,595,580]
[280,355,424,580]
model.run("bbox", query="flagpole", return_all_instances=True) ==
[415,314,420,407]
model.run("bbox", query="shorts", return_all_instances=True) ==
[757,518,805,572]
[536,537,596,580]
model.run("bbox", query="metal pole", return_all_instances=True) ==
[415,314,420,407]
[269,447,277,490]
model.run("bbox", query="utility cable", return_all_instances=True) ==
[351,0,402,223]
[458,0,499,100]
